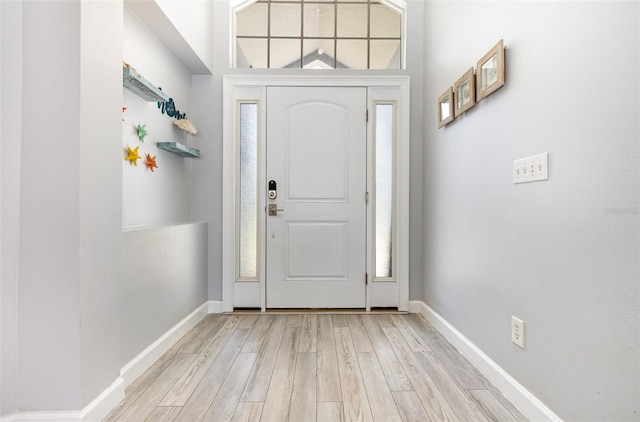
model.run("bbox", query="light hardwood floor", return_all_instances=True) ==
[104,313,527,422]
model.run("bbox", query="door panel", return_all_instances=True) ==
[266,86,367,308]
[287,222,347,278]
[286,103,347,201]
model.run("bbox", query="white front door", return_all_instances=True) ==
[266,87,367,308]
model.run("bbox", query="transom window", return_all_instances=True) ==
[234,0,404,69]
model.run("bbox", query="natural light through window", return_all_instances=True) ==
[374,102,395,279]
[239,102,258,279]
[234,0,404,69]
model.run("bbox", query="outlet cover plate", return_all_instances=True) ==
[513,153,548,184]
[511,316,525,349]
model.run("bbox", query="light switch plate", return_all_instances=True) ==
[513,153,548,184]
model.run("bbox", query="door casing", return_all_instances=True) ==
[222,75,410,312]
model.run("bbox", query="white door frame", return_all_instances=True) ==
[222,75,410,312]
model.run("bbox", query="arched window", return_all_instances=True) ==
[233,0,405,69]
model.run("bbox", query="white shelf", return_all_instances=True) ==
[123,65,170,102]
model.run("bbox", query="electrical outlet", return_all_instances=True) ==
[511,316,525,349]
[513,153,548,184]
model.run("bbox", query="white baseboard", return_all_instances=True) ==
[409,300,562,422]
[2,412,81,422]
[120,301,211,388]
[1,380,124,422]
[208,300,223,314]
[1,301,221,422]
[81,377,125,422]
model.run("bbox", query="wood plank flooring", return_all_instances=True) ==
[104,313,527,422]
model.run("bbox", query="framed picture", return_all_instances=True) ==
[453,67,476,117]
[476,39,505,102]
[437,87,454,128]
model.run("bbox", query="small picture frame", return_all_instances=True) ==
[476,39,505,102]
[437,87,454,128]
[453,67,476,117]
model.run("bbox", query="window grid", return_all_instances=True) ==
[235,0,402,69]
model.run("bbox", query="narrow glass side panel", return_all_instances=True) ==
[239,103,258,279]
[375,103,394,279]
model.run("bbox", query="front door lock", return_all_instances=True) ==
[268,180,277,200]
[268,204,284,216]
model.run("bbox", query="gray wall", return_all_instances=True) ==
[120,0,211,380]
[1,0,210,415]
[422,2,639,420]
[1,1,124,412]
[18,1,82,409]
[122,5,195,227]
[1,0,22,415]
[121,223,208,365]
[79,1,124,408]
[191,0,425,302]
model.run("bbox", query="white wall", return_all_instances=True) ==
[0,0,125,413]
[18,1,83,410]
[156,0,214,72]
[121,0,210,392]
[123,6,194,227]
[121,222,208,365]
[79,0,124,408]
[191,0,425,301]
[0,0,22,416]
[125,0,214,75]
[422,2,639,420]
[1,0,211,416]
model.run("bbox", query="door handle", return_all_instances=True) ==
[268,204,284,216]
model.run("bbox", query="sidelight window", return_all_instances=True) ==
[374,102,396,280]
[238,102,259,280]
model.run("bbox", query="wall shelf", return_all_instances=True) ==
[157,142,201,158]
[123,65,170,102]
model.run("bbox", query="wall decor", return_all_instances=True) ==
[123,63,170,103]
[122,64,188,120]
[453,67,476,117]
[437,87,454,128]
[476,39,505,102]
[157,142,201,158]
[145,154,158,172]
[125,146,142,166]
[158,98,187,120]
[137,124,148,142]
[173,119,198,135]
[158,119,201,158]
